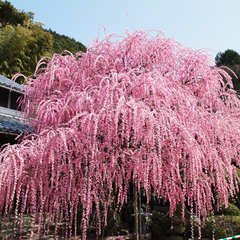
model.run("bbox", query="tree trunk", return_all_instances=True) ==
[138,190,141,237]
[134,180,139,240]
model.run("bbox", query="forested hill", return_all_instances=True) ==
[47,29,86,55]
[0,0,86,80]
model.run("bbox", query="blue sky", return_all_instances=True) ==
[7,0,240,60]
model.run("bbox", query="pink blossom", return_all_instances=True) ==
[1,29,240,239]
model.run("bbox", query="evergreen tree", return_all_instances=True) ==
[48,29,86,54]
[0,1,53,81]
[0,0,32,27]
[215,49,240,67]
[215,49,240,92]
[0,1,86,81]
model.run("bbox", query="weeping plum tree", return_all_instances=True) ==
[1,29,240,239]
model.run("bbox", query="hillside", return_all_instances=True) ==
[0,0,86,80]
[48,29,86,55]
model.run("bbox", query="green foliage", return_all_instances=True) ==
[215,49,240,91]
[101,210,122,236]
[215,203,240,216]
[166,215,186,236]
[0,0,32,27]
[150,207,187,239]
[229,169,240,210]
[48,29,86,55]
[215,49,240,67]
[150,204,240,239]
[223,64,240,92]
[201,203,240,239]
[201,215,240,239]
[151,212,169,237]
[0,1,86,81]
[0,22,53,81]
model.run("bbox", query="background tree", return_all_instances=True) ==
[0,21,53,81]
[215,49,240,67]
[1,30,240,240]
[0,0,32,27]
[48,29,86,54]
[0,0,86,81]
[0,1,53,81]
[215,49,240,92]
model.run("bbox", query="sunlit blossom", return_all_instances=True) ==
[1,29,240,239]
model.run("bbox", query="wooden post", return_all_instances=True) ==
[138,190,141,238]
[134,180,139,240]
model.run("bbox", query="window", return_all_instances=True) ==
[10,91,23,111]
[0,87,23,110]
[0,88,9,108]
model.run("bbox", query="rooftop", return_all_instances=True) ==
[0,75,26,93]
[0,114,31,136]
[0,75,30,137]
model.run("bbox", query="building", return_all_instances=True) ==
[0,74,30,146]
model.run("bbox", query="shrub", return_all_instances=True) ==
[102,211,122,236]
[215,203,240,216]
[201,215,240,239]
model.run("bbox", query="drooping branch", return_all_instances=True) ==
[1,29,240,239]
